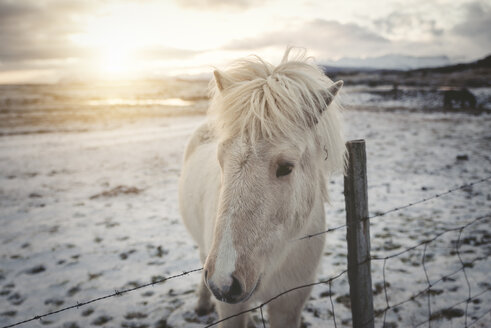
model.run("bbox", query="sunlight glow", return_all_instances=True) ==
[69,2,281,79]
[100,47,132,76]
[87,98,193,106]
[73,3,159,79]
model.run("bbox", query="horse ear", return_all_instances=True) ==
[309,80,343,126]
[214,70,233,92]
[323,80,343,109]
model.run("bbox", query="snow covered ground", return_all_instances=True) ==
[0,85,490,328]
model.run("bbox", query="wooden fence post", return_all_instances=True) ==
[344,139,374,328]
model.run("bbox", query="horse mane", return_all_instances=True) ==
[208,48,346,174]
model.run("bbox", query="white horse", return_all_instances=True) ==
[179,48,346,327]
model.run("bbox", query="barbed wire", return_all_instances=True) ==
[375,254,487,321]
[365,176,490,223]
[1,268,203,328]
[370,213,490,261]
[298,223,347,240]
[203,269,348,328]
[298,175,491,241]
[212,213,490,328]
[2,177,490,328]
[414,288,490,327]
[364,213,491,328]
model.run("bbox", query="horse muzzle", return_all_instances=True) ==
[204,269,260,304]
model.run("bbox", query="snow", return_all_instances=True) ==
[0,83,490,328]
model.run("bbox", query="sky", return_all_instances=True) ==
[0,0,490,83]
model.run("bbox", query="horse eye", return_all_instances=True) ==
[276,163,293,178]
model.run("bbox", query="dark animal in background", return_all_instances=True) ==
[443,88,476,109]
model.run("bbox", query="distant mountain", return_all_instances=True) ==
[322,54,491,88]
[411,54,491,73]
[323,54,452,71]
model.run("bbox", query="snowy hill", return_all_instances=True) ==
[324,54,452,70]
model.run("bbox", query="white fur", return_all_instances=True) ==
[212,219,237,288]
[179,48,346,328]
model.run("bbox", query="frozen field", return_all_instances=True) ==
[0,83,490,328]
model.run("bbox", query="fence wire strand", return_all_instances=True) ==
[456,227,472,328]
[298,175,491,241]
[2,176,490,328]
[370,214,490,261]
[210,212,490,328]
[364,255,489,328]
[468,307,491,328]
[216,175,491,327]
[1,268,203,328]
[203,270,348,328]
[329,280,338,328]
[382,258,389,326]
[422,242,432,327]
[365,213,491,328]
[259,305,266,328]
[414,288,491,327]
[365,176,491,223]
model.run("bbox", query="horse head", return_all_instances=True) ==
[203,54,345,303]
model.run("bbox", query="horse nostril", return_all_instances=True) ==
[208,274,245,303]
[204,269,208,281]
[228,275,242,299]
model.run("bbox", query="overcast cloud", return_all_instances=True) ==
[221,1,491,61]
[452,1,491,47]
[374,11,444,39]
[224,19,390,58]
[0,0,489,82]
[0,0,94,64]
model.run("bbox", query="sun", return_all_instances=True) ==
[98,44,133,78]
[91,22,143,80]
[73,28,139,80]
